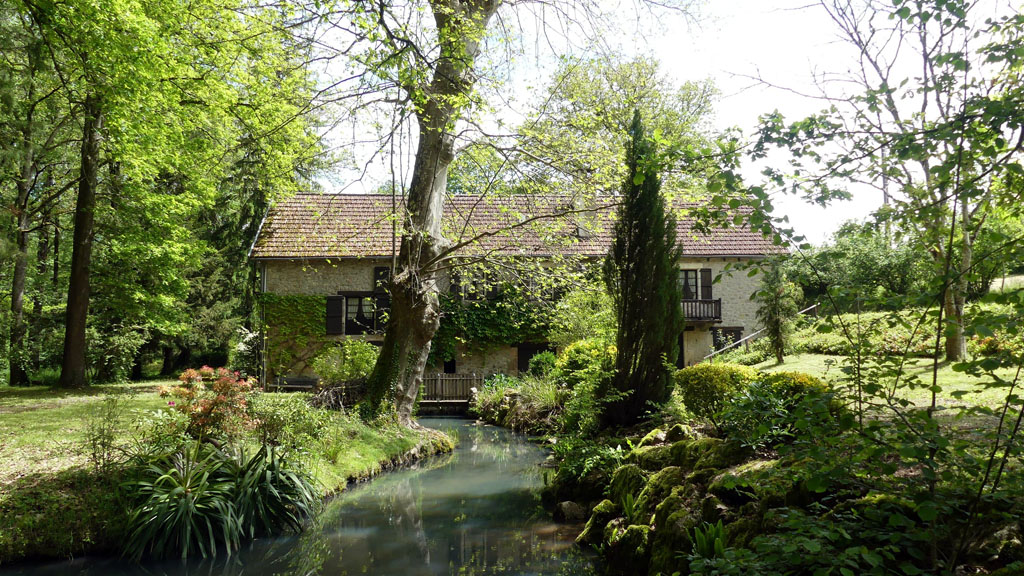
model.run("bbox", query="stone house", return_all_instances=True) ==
[249,193,783,383]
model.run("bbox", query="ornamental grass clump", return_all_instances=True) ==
[123,442,317,560]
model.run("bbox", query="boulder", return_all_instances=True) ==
[649,509,701,576]
[670,437,751,472]
[637,428,667,448]
[576,499,620,546]
[606,524,652,575]
[708,459,790,508]
[635,466,687,520]
[632,445,675,472]
[609,464,648,505]
[553,500,588,523]
[666,423,691,443]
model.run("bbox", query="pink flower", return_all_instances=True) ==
[168,401,176,406]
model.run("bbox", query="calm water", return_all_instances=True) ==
[1,418,596,576]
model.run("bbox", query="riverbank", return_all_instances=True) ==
[0,383,452,566]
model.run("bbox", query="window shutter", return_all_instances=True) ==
[700,268,713,300]
[326,296,345,335]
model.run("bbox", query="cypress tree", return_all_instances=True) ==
[601,110,684,427]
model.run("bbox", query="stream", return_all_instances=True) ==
[1,418,597,576]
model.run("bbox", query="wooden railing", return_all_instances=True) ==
[421,373,483,403]
[683,299,722,322]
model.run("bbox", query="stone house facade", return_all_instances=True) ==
[249,193,782,383]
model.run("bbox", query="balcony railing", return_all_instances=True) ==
[682,299,722,322]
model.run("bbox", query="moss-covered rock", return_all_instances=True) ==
[708,459,792,508]
[606,524,652,575]
[541,468,610,509]
[610,464,648,505]
[637,428,667,448]
[665,423,691,443]
[633,444,675,472]
[724,513,762,549]
[653,485,698,530]
[636,466,687,520]
[577,499,620,546]
[669,437,751,472]
[649,509,700,576]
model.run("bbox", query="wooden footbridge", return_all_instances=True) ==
[418,373,483,415]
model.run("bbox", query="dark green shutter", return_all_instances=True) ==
[700,268,713,300]
[326,296,344,334]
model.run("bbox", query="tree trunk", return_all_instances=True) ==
[9,210,30,387]
[161,345,176,376]
[364,0,500,426]
[9,108,35,387]
[58,94,103,389]
[29,225,51,370]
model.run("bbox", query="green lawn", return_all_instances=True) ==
[0,383,446,564]
[754,353,1019,409]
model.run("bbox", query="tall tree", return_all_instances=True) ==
[602,111,683,427]
[755,259,801,364]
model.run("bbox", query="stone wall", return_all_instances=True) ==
[264,258,388,295]
[678,257,765,336]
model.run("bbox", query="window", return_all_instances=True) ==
[326,293,389,335]
[679,268,714,300]
[346,296,375,335]
[679,270,699,300]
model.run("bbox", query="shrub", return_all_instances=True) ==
[310,340,380,384]
[674,363,760,424]
[124,442,317,560]
[124,443,242,559]
[247,393,332,447]
[554,339,616,436]
[161,367,255,440]
[714,337,774,366]
[719,372,834,450]
[527,350,557,378]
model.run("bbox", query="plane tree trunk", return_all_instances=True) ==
[364,0,500,425]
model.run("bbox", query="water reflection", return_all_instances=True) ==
[0,419,595,576]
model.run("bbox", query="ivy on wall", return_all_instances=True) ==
[259,294,329,378]
[430,288,551,363]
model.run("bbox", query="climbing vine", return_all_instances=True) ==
[430,288,551,363]
[259,294,329,379]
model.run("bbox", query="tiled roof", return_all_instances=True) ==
[249,193,785,260]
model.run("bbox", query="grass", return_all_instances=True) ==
[754,353,1020,409]
[991,274,1024,293]
[0,383,447,565]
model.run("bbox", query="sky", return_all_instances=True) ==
[646,0,881,244]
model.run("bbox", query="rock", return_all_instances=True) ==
[633,445,675,472]
[666,423,691,443]
[553,501,588,523]
[653,485,697,530]
[724,514,762,549]
[606,524,652,575]
[650,509,701,576]
[635,466,687,520]
[708,459,789,507]
[609,464,648,505]
[670,437,751,472]
[576,499,620,546]
[700,495,731,525]
[637,427,667,448]
[604,516,627,544]
[542,467,610,509]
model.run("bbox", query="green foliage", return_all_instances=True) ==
[718,373,834,450]
[754,260,802,364]
[552,436,626,482]
[691,520,727,560]
[431,287,549,364]
[548,282,617,348]
[527,351,557,378]
[123,442,317,560]
[471,374,565,434]
[247,393,331,448]
[603,110,684,426]
[553,339,617,435]
[311,340,380,384]
[674,363,760,424]
[83,392,134,473]
[713,338,774,366]
[260,294,329,379]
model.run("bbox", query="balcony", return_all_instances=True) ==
[682,299,722,323]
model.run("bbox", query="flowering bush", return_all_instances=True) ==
[161,367,256,440]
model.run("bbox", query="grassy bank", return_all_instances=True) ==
[0,383,448,565]
[753,353,1018,409]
